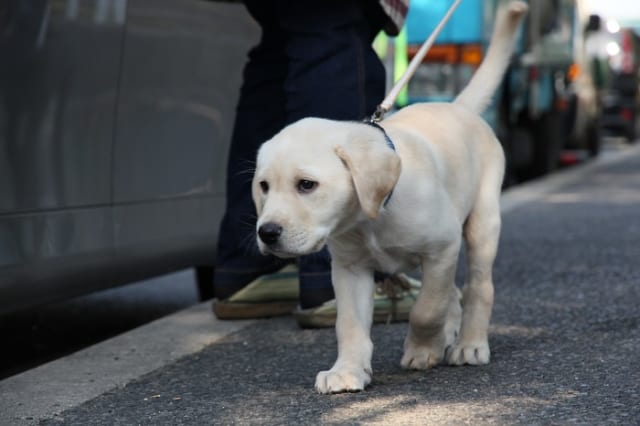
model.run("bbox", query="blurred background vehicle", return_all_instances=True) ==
[561,5,602,160]
[598,23,640,142]
[387,0,602,183]
[0,0,258,315]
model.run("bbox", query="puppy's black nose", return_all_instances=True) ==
[258,222,282,245]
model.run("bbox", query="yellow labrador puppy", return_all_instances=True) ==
[252,1,528,393]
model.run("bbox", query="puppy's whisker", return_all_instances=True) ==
[229,160,256,180]
[240,233,261,257]
[237,218,261,257]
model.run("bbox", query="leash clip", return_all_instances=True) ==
[370,105,388,123]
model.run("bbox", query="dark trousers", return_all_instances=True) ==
[215,0,386,308]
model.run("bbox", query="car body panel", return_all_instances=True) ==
[0,0,259,314]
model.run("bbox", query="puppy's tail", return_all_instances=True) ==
[454,1,528,113]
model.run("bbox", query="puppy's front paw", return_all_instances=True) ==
[447,341,490,366]
[314,366,371,394]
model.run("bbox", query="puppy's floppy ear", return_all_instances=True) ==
[335,134,401,219]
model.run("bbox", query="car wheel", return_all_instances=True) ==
[196,266,215,301]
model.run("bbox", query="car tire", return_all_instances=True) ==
[196,266,215,301]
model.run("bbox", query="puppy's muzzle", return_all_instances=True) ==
[258,222,283,246]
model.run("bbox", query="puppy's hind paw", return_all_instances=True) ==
[314,367,371,394]
[447,341,490,366]
[401,338,443,370]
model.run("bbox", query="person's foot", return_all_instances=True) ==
[213,265,299,319]
[213,266,423,327]
[294,274,422,328]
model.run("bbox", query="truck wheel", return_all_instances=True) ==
[527,112,562,178]
[586,120,601,157]
[509,126,534,183]
[626,117,638,143]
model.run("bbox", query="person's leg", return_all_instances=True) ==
[280,1,386,121]
[214,3,290,300]
[277,0,387,308]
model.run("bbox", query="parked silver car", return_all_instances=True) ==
[0,0,258,314]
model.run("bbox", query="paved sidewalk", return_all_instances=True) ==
[2,145,640,425]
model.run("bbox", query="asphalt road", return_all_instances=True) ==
[2,142,639,425]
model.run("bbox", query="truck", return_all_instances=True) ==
[395,0,600,182]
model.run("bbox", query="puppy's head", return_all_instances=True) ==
[252,118,401,258]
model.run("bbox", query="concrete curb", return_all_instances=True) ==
[0,303,256,425]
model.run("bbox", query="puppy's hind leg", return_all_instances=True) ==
[401,234,462,370]
[448,176,502,366]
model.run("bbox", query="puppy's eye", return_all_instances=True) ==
[260,181,269,194]
[297,179,317,194]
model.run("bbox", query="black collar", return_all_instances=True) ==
[364,120,396,207]
[366,120,396,151]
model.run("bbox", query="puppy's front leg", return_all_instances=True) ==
[315,262,375,394]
